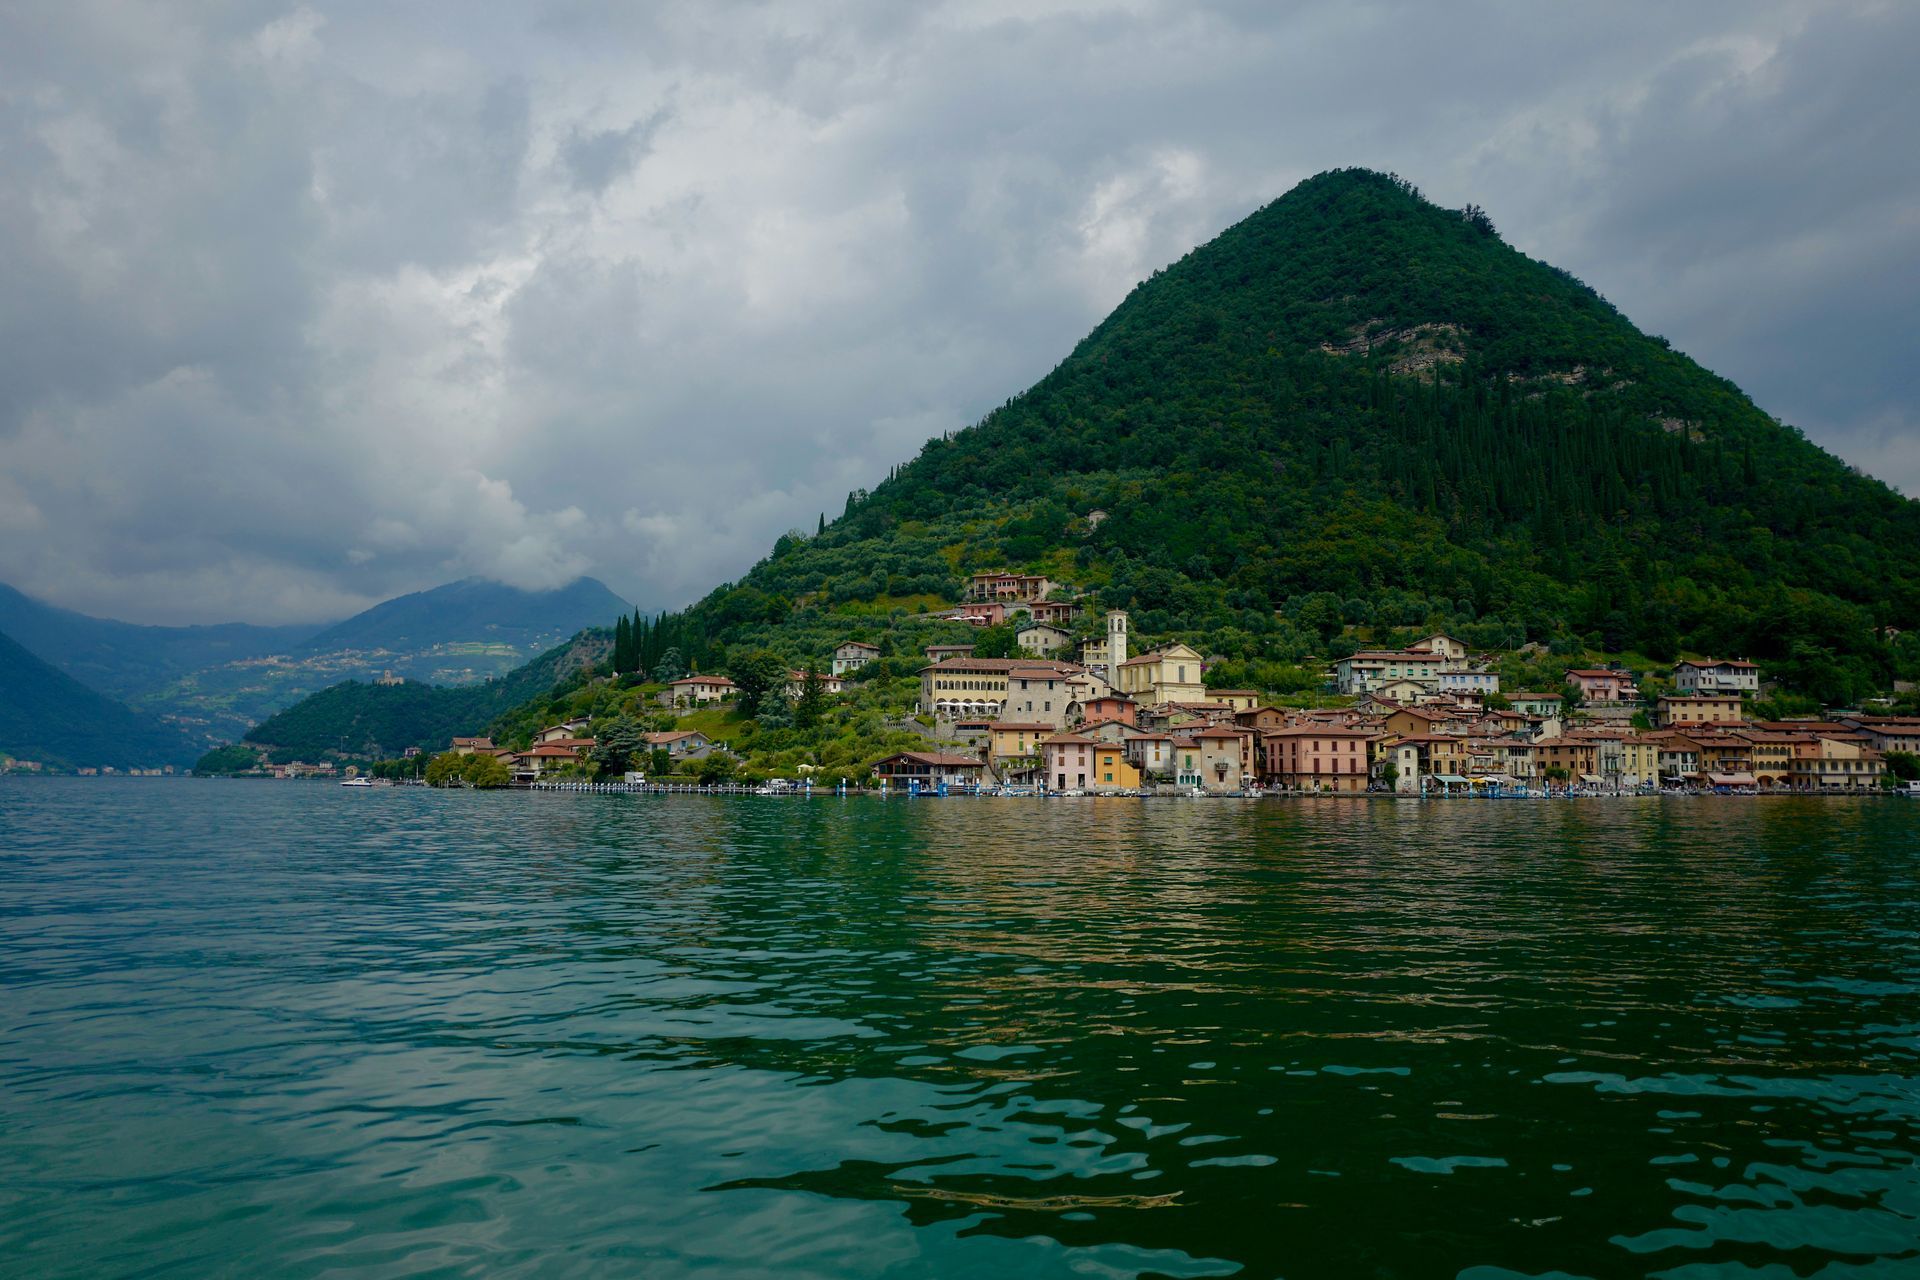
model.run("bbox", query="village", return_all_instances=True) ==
[417,572,1918,798]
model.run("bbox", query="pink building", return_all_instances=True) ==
[1564,668,1635,703]
[1261,726,1374,792]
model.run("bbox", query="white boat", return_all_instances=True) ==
[340,776,373,787]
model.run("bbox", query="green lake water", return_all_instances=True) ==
[3,779,1918,1277]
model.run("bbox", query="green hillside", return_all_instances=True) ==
[633,168,1920,702]
[241,629,610,758]
[0,630,198,769]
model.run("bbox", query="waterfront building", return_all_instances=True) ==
[872,752,987,788]
[1790,738,1886,790]
[1334,650,1447,695]
[1261,725,1373,792]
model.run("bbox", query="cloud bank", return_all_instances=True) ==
[1,1,1913,623]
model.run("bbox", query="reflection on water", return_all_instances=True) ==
[2,781,1918,1277]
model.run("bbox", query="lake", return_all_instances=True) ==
[3,780,1918,1277]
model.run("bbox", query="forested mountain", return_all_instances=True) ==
[241,629,611,759]
[299,576,630,655]
[0,583,316,702]
[632,168,1920,702]
[0,630,198,768]
[1,575,634,746]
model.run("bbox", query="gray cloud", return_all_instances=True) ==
[0,0,1912,624]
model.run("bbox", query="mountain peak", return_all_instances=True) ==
[653,168,1915,698]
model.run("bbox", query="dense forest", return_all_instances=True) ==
[621,168,1919,703]
[241,630,610,758]
[0,629,197,768]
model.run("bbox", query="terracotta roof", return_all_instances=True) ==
[671,674,736,687]
[988,722,1055,731]
[1267,729,1374,740]
[521,745,583,758]
[1565,668,1623,679]
[1677,658,1758,670]
[1008,666,1068,679]
[645,730,707,745]
[922,657,1081,674]
[1040,733,1095,746]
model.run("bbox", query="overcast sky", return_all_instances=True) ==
[2,1,1915,625]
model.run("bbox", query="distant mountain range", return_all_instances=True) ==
[0,576,632,754]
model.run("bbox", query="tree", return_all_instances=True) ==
[755,687,792,730]
[1560,684,1584,719]
[973,624,1018,659]
[694,753,735,785]
[589,714,649,777]
[795,668,827,730]
[650,747,673,776]
[653,647,686,682]
[728,649,790,711]
[1887,751,1920,782]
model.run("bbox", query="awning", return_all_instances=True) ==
[1432,774,1470,784]
[1709,772,1758,787]
[1579,774,1605,784]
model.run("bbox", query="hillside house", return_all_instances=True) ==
[645,730,716,759]
[831,640,881,676]
[1334,650,1447,695]
[1016,623,1074,656]
[1657,694,1743,727]
[1673,658,1760,695]
[925,643,975,663]
[965,572,1056,603]
[783,669,845,698]
[1408,634,1471,661]
[1565,668,1636,703]
[664,674,738,707]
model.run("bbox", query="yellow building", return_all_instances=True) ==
[1791,738,1886,790]
[1657,694,1743,728]
[987,722,1054,762]
[1090,743,1141,792]
[1116,643,1207,705]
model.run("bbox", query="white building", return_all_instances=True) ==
[1673,658,1760,694]
[1438,670,1499,695]
[831,640,881,677]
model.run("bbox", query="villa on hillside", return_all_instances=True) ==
[1565,668,1636,703]
[662,674,738,707]
[645,730,718,759]
[1656,693,1743,727]
[964,572,1056,603]
[1673,658,1761,695]
[831,640,881,676]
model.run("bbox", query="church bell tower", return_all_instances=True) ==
[1106,609,1128,691]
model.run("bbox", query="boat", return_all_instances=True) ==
[340,776,373,788]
